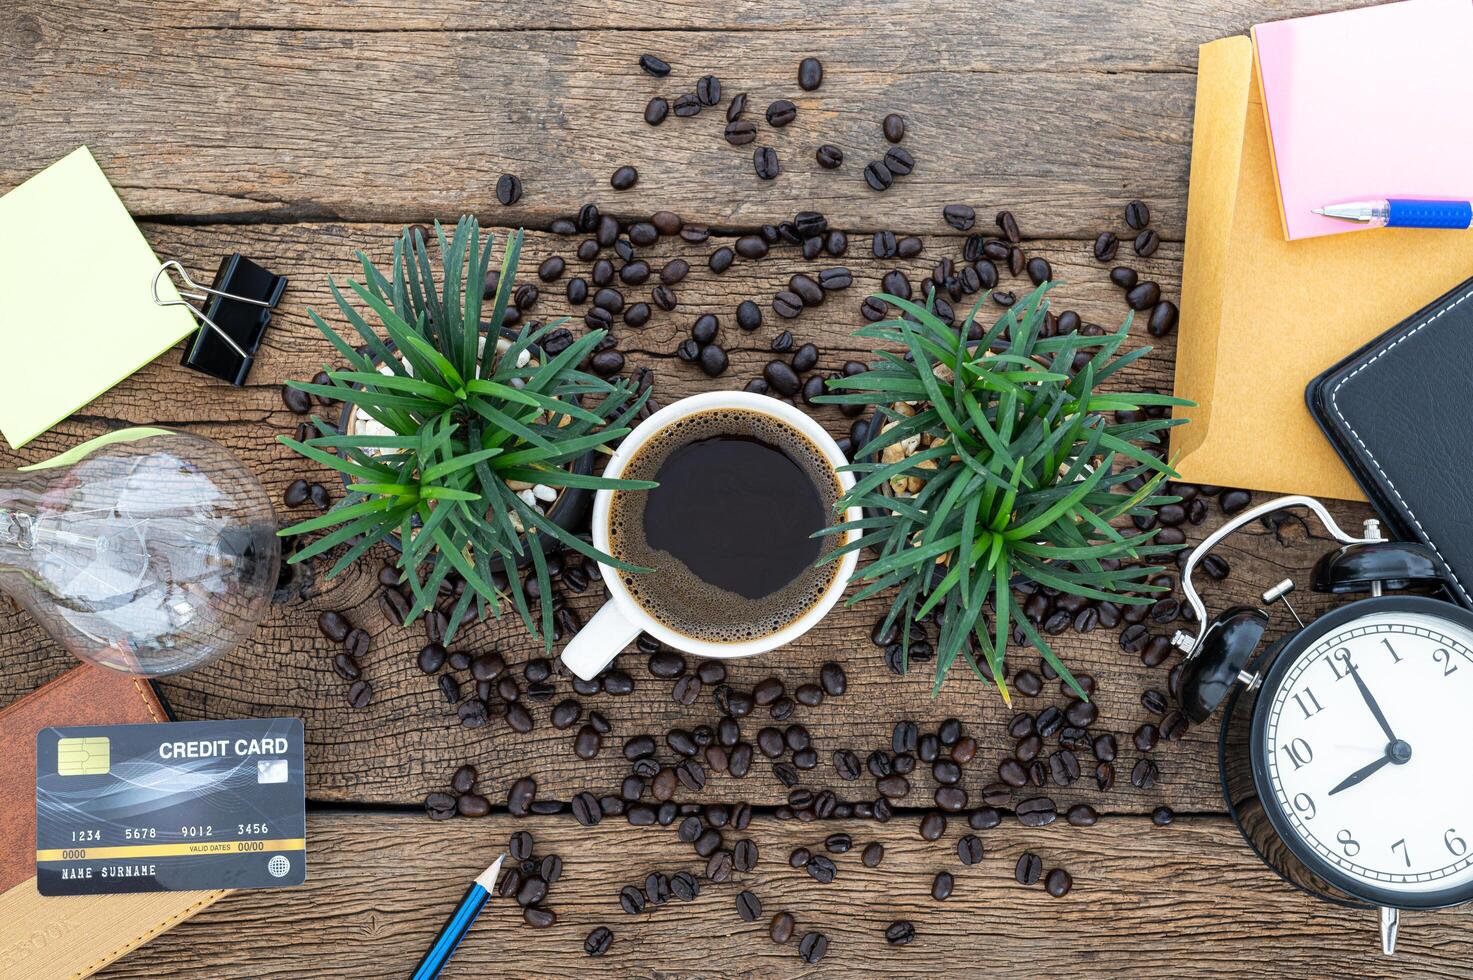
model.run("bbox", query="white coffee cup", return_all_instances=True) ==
[560,391,860,680]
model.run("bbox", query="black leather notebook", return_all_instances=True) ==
[1306,276,1473,609]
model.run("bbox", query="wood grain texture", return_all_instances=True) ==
[0,220,1372,816]
[95,810,1473,979]
[2,6,1200,236]
[0,2,1426,974]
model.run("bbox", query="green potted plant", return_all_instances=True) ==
[278,217,653,648]
[816,283,1190,702]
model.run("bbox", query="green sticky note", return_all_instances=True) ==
[0,146,197,449]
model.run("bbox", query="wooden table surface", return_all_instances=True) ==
[4,1,1470,976]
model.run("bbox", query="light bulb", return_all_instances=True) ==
[0,428,279,676]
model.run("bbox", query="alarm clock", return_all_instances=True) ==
[1174,494,1473,955]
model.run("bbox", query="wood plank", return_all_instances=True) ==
[1,13,1202,237]
[96,810,1473,978]
[0,220,1373,815]
[14,0,1379,61]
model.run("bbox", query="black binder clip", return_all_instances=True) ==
[153,255,287,386]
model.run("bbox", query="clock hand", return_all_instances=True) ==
[1345,659,1398,744]
[1327,753,1394,796]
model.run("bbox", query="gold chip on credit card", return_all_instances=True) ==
[57,736,110,775]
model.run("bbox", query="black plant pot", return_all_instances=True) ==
[332,330,594,573]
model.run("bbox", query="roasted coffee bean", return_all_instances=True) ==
[884,920,916,946]
[881,112,906,143]
[792,55,824,90]
[772,289,802,318]
[1148,300,1179,337]
[574,725,601,758]
[732,838,759,871]
[928,871,954,901]
[763,360,801,396]
[724,119,758,145]
[455,791,491,819]
[765,99,797,127]
[676,759,706,791]
[791,341,819,372]
[620,260,651,286]
[943,204,976,231]
[1066,699,1098,728]
[935,786,967,811]
[673,93,702,117]
[957,834,984,865]
[584,926,613,956]
[823,832,852,855]
[619,885,646,915]
[704,849,733,883]
[669,870,699,901]
[317,610,351,642]
[1008,851,1044,887]
[639,53,671,77]
[589,349,625,377]
[789,275,823,307]
[735,889,762,922]
[1049,750,1081,787]
[878,148,915,181]
[695,73,721,105]
[1017,796,1057,827]
[495,174,523,206]
[610,165,639,191]
[551,699,582,730]
[812,144,845,170]
[726,236,764,263]
[1045,867,1073,897]
[671,675,701,706]
[425,791,456,820]
[1131,758,1161,789]
[1141,635,1173,668]
[1134,228,1159,257]
[593,286,625,313]
[754,147,780,180]
[1026,256,1052,285]
[1125,200,1151,230]
[344,679,372,708]
[1152,805,1175,826]
[864,160,894,192]
[919,812,947,841]
[805,854,837,884]
[284,479,310,507]
[1093,231,1120,262]
[571,791,601,827]
[645,97,669,126]
[1109,266,1138,290]
[1126,280,1161,311]
[948,734,976,763]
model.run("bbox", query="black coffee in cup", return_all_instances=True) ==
[608,408,844,642]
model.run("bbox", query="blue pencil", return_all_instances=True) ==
[410,854,505,980]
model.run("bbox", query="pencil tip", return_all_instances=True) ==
[475,854,506,893]
[1311,208,1327,216]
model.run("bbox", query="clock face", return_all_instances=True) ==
[1259,602,1473,905]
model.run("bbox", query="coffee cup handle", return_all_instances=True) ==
[560,600,642,681]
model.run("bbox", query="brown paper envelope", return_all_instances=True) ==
[1171,36,1473,501]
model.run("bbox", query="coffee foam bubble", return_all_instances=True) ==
[608,408,843,644]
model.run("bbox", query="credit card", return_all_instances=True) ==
[35,717,306,896]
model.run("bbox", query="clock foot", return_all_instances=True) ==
[1380,906,1399,955]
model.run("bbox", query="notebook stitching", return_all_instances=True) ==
[72,890,228,979]
[1328,286,1473,604]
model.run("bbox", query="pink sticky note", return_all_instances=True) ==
[1253,0,1473,240]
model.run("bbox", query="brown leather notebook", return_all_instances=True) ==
[0,666,227,980]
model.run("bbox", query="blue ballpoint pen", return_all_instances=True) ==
[410,854,504,980]
[1313,199,1473,229]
